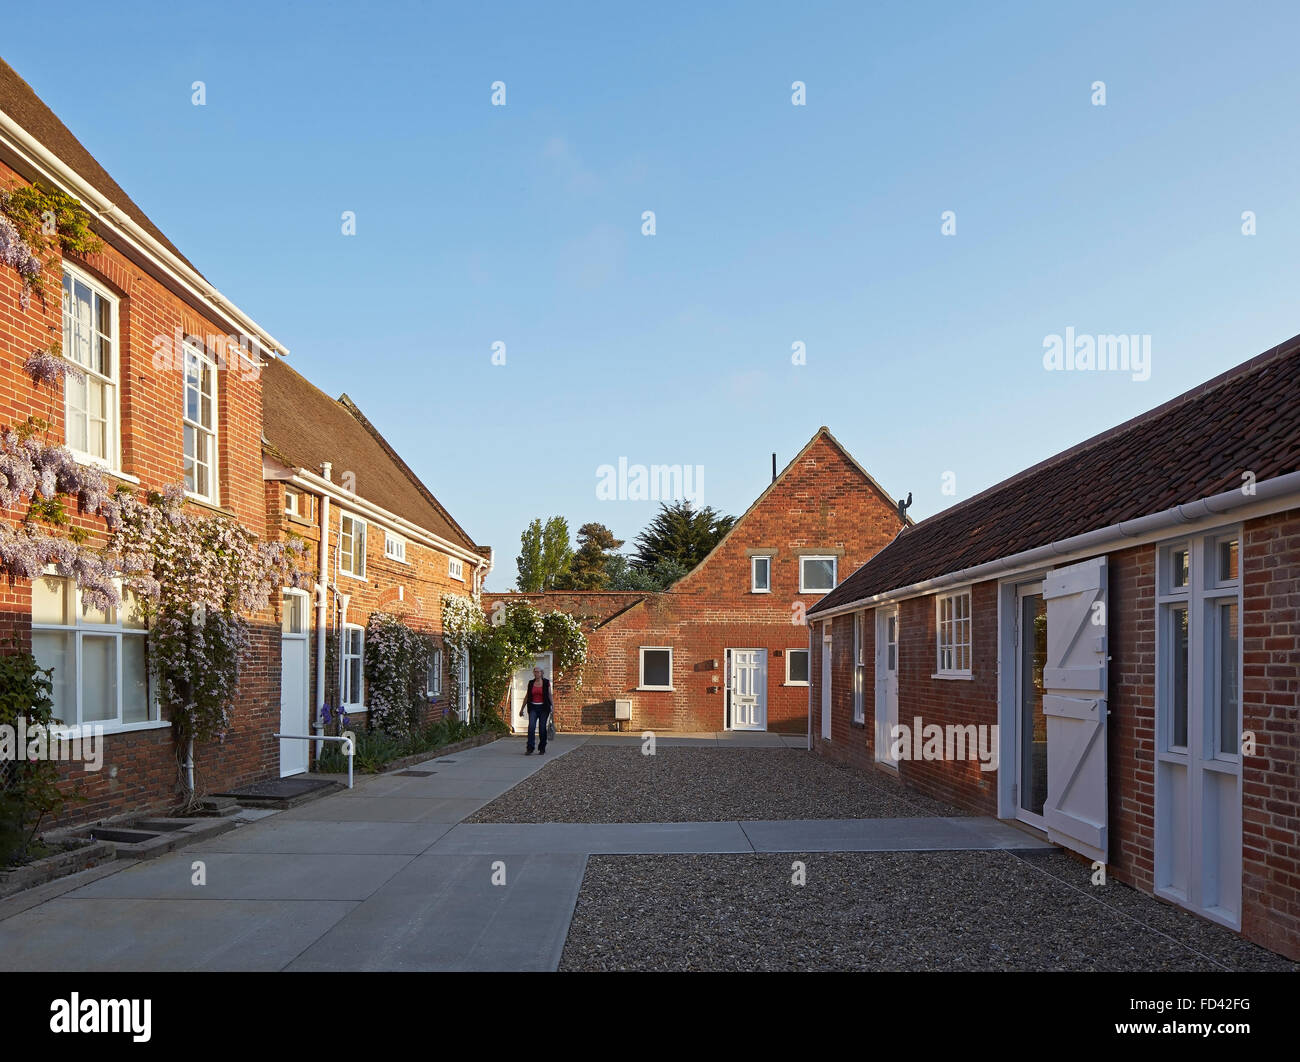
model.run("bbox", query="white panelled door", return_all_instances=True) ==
[279,590,310,777]
[821,624,833,741]
[728,649,767,731]
[1042,556,1109,863]
[875,607,899,765]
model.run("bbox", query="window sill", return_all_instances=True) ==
[751,588,772,594]
[799,589,833,596]
[338,571,368,583]
[637,686,674,692]
[931,671,973,681]
[286,512,315,529]
[51,719,170,740]
[71,454,140,485]
[784,681,810,687]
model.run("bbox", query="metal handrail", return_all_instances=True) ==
[273,730,355,789]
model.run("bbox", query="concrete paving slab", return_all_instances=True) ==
[432,821,756,855]
[0,897,357,971]
[189,819,454,855]
[65,852,412,901]
[739,816,1056,853]
[286,853,587,971]
[276,795,491,823]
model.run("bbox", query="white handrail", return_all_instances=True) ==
[274,730,355,789]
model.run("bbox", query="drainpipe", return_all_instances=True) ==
[314,464,332,755]
[185,736,195,799]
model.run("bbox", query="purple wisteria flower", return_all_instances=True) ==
[24,348,86,390]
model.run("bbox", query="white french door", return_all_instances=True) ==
[874,607,898,765]
[726,649,767,731]
[1154,531,1242,928]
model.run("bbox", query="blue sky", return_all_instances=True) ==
[5,1,1299,589]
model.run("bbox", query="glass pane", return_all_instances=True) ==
[1020,593,1049,816]
[32,630,73,724]
[789,650,809,683]
[120,590,147,629]
[643,650,670,687]
[347,659,362,704]
[1219,602,1239,755]
[81,635,118,722]
[1219,539,1239,583]
[79,586,111,625]
[1171,548,1190,588]
[122,635,150,723]
[802,558,834,590]
[1171,605,1189,747]
[32,576,69,625]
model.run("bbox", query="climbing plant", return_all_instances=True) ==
[0,181,104,308]
[364,612,434,735]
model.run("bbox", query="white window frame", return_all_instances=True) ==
[30,572,162,735]
[384,531,407,563]
[751,555,771,593]
[182,336,219,505]
[339,513,367,579]
[448,557,464,581]
[934,588,973,678]
[426,647,442,697]
[785,647,810,686]
[342,623,365,709]
[638,646,674,691]
[799,555,837,594]
[284,489,300,517]
[61,263,121,472]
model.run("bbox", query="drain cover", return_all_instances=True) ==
[394,769,436,777]
[435,759,457,764]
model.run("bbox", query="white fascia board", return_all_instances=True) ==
[0,110,287,358]
[809,472,1300,620]
[289,468,489,572]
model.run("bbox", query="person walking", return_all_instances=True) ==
[520,665,553,755]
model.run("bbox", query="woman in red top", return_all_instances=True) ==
[521,665,553,755]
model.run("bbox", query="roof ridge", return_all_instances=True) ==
[336,391,480,552]
[900,331,1300,534]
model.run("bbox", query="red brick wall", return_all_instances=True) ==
[1241,510,1300,959]
[0,158,281,826]
[483,433,903,732]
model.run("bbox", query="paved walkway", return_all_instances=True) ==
[0,734,1046,972]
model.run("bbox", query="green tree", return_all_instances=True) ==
[605,553,690,591]
[631,500,736,572]
[516,516,573,591]
[555,522,624,590]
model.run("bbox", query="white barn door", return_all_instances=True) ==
[1042,557,1109,863]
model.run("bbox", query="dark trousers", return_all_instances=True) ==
[527,705,550,751]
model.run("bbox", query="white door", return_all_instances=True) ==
[875,607,899,765]
[509,652,553,735]
[1013,582,1048,826]
[820,623,833,740]
[279,590,310,777]
[1042,557,1109,863]
[727,649,767,731]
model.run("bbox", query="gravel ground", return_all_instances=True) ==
[558,850,1299,972]
[466,746,963,822]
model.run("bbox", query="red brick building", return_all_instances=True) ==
[486,428,905,734]
[807,337,1300,959]
[261,356,492,774]
[0,58,289,823]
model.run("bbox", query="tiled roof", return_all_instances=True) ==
[811,333,1300,613]
[261,355,482,554]
[0,57,199,273]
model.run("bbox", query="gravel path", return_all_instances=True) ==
[466,746,963,822]
[558,849,1299,972]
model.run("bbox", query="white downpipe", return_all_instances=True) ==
[810,472,1300,620]
[185,736,194,798]
[313,489,331,755]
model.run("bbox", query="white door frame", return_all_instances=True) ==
[510,652,554,735]
[820,622,832,741]
[725,648,768,731]
[1012,580,1047,828]
[874,606,899,767]
[279,588,311,777]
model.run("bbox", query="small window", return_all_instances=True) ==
[285,489,299,517]
[1215,537,1239,585]
[799,556,837,593]
[282,591,309,635]
[639,647,673,690]
[340,514,366,577]
[853,612,866,723]
[342,624,365,707]
[751,556,771,593]
[448,557,464,581]
[62,266,119,468]
[786,648,810,685]
[1171,546,1190,589]
[426,648,442,697]
[935,590,972,676]
[384,531,406,562]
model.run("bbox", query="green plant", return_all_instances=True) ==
[0,643,67,866]
[0,181,105,308]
